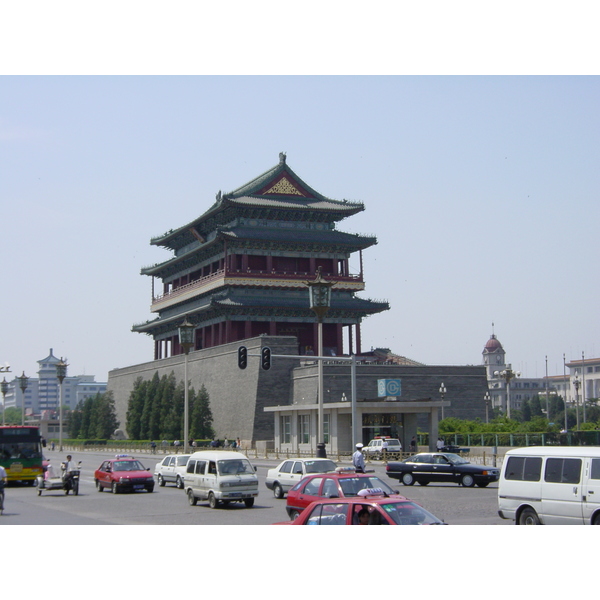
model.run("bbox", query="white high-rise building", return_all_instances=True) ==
[2,348,107,417]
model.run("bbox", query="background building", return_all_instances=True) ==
[2,348,107,418]
[109,157,489,450]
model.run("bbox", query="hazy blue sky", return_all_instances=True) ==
[1,75,598,381]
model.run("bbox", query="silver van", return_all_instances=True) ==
[184,451,258,508]
[498,446,600,525]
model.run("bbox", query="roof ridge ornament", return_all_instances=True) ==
[279,152,286,164]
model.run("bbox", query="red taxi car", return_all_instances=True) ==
[276,490,445,525]
[94,455,155,494]
[285,468,404,520]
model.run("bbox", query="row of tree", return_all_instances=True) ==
[440,396,600,435]
[125,371,214,441]
[69,391,120,439]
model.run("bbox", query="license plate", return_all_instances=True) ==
[228,492,242,497]
[134,485,144,490]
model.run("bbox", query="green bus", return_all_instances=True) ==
[0,426,44,484]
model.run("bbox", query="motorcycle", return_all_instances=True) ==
[36,461,81,496]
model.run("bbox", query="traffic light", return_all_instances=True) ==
[261,346,271,370]
[238,346,247,369]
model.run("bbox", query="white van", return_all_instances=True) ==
[498,446,600,525]
[184,451,258,509]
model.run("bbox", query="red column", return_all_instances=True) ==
[356,323,362,356]
[336,324,343,356]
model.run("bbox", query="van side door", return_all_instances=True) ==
[582,458,600,525]
[542,457,584,524]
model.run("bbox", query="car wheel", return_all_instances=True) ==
[176,475,183,489]
[111,482,119,494]
[290,509,301,521]
[461,474,475,487]
[402,473,415,486]
[477,482,489,488]
[592,513,600,525]
[157,474,165,487]
[244,498,255,508]
[187,489,197,506]
[418,481,429,486]
[518,507,541,525]
[208,492,218,509]
[96,480,103,492]
[146,485,154,493]
[273,483,284,499]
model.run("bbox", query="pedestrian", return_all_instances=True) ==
[236,437,241,449]
[51,441,55,451]
[410,436,417,454]
[150,440,157,454]
[352,443,366,473]
[382,438,388,458]
[174,440,180,453]
[436,437,444,452]
[162,440,168,453]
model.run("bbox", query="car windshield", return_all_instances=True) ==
[381,501,444,525]
[339,476,397,496]
[217,459,254,475]
[444,454,469,465]
[305,460,337,474]
[113,460,145,471]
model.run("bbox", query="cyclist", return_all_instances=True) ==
[0,464,7,513]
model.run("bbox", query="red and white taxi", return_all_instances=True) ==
[94,455,155,494]
[285,467,404,520]
[276,489,445,525]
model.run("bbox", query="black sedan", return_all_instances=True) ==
[386,453,500,488]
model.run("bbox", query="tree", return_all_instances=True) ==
[126,377,147,439]
[2,407,22,424]
[190,384,214,440]
[92,391,119,438]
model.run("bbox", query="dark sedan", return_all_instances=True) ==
[386,452,500,487]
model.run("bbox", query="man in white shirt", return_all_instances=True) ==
[353,443,366,473]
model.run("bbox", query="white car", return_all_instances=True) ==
[154,454,191,488]
[364,438,402,457]
[265,458,338,498]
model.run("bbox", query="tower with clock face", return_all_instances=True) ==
[482,333,506,379]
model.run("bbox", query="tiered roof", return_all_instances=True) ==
[149,153,364,252]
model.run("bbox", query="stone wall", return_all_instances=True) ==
[107,336,299,442]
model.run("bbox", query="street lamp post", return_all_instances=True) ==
[439,382,447,420]
[573,374,581,431]
[306,267,334,458]
[17,372,29,426]
[563,353,568,433]
[178,316,195,454]
[494,365,520,419]
[484,391,491,423]
[55,359,68,451]
[1,377,9,426]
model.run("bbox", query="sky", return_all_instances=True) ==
[1,76,599,382]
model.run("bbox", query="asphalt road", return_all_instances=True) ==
[0,449,509,525]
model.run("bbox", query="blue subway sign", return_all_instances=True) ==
[377,379,402,397]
